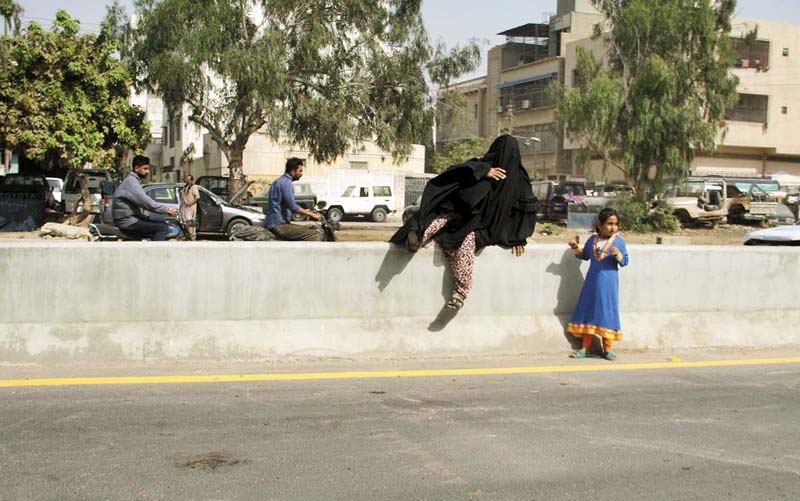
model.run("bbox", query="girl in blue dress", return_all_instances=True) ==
[567,208,629,360]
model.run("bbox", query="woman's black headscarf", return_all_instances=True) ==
[391,134,537,250]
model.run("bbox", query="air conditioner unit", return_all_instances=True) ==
[521,99,531,109]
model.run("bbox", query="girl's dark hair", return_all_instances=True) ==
[595,207,620,234]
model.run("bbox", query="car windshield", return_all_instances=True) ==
[670,181,705,197]
[5,174,45,187]
[341,186,355,197]
[554,184,586,196]
[47,179,61,189]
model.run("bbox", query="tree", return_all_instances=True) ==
[550,0,740,194]
[0,0,22,36]
[0,10,150,219]
[127,0,479,190]
[430,135,491,174]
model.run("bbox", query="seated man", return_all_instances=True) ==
[265,158,322,241]
[112,155,177,241]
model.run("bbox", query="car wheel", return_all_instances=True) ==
[226,218,250,237]
[370,207,387,223]
[327,207,344,223]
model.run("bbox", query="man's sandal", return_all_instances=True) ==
[445,296,464,310]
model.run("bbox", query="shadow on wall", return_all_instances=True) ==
[374,243,460,332]
[546,249,586,351]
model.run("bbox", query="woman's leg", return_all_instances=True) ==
[421,216,449,249]
[602,338,613,352]
[443,231,476,300]
[583,334,594,351]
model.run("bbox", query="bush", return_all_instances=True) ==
[613,193,679,233]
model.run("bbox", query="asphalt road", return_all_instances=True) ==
[1,353,799,500]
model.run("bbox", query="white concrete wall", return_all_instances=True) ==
[1,242,798,363]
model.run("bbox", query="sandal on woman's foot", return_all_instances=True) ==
[602,350,617,361]
[445,296,464,310]
[570,349,586,359]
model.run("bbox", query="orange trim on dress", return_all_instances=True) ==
[567,322,623,341]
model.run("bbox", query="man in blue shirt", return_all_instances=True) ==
[265,158,322,241]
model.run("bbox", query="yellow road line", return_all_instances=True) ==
[1,357,800,388]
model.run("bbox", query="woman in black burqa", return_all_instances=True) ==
[390,134,537,310]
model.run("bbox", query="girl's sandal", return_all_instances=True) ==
[570,349,586,359]
[602,350,617,361]
[445,296,464,310]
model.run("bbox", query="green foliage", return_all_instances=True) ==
[614,192,679,233]
[430,136,492,173]
[540,222,560,236]
[0,0,23,35]
[127,0,480,180]
[550,0,740,193]
[0,11,149,169]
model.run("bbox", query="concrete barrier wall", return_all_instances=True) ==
[1,241,799,362]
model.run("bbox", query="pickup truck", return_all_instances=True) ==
[319,184,396,223]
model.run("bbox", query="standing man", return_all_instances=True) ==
[180,174,200,240]
[112,155,177,241]
[265,158,322,241]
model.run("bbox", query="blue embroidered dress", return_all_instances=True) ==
[567,234,629,341]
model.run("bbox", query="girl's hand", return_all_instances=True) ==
[512,245,525,257]
[568,239,579,250]
[610,247,622,261]
[485,167,506,181]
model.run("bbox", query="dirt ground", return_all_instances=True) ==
[1,223,755,245]
[337,223,754,245]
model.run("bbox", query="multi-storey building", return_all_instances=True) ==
[440,0,800,182]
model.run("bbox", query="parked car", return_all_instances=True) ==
[63,168,116,214]
[0,173,59,211]
[664,177,728,227]
[744,222,800,246]
[724,178,779,225]
[46,177,64,206]
[246,182,318,221]
[530,180,588,222]
[320,184,396,223]
[138,182,265,237]
[402,195,422,224]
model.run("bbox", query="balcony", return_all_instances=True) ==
[496,73,558,113]
[498,23,553,70]
[726,94,768,123]
[732,38,770,70]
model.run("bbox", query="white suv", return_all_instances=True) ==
[321,185,396,223]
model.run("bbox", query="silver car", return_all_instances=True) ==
[142,182,265,237]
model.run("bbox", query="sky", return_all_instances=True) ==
[16,0,800,80]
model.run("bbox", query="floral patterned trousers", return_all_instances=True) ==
[421,216,476,299]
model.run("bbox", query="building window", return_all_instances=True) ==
[783,48,790,56]
[732,38,770,69]
[512,123,557,154]
[726,94,768,123]
[498,76,556,113]
[175,118,182,142]
[782,106,788,115]
[350,161,368,169]
[473,103,479,119]
[168,123,175,148]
